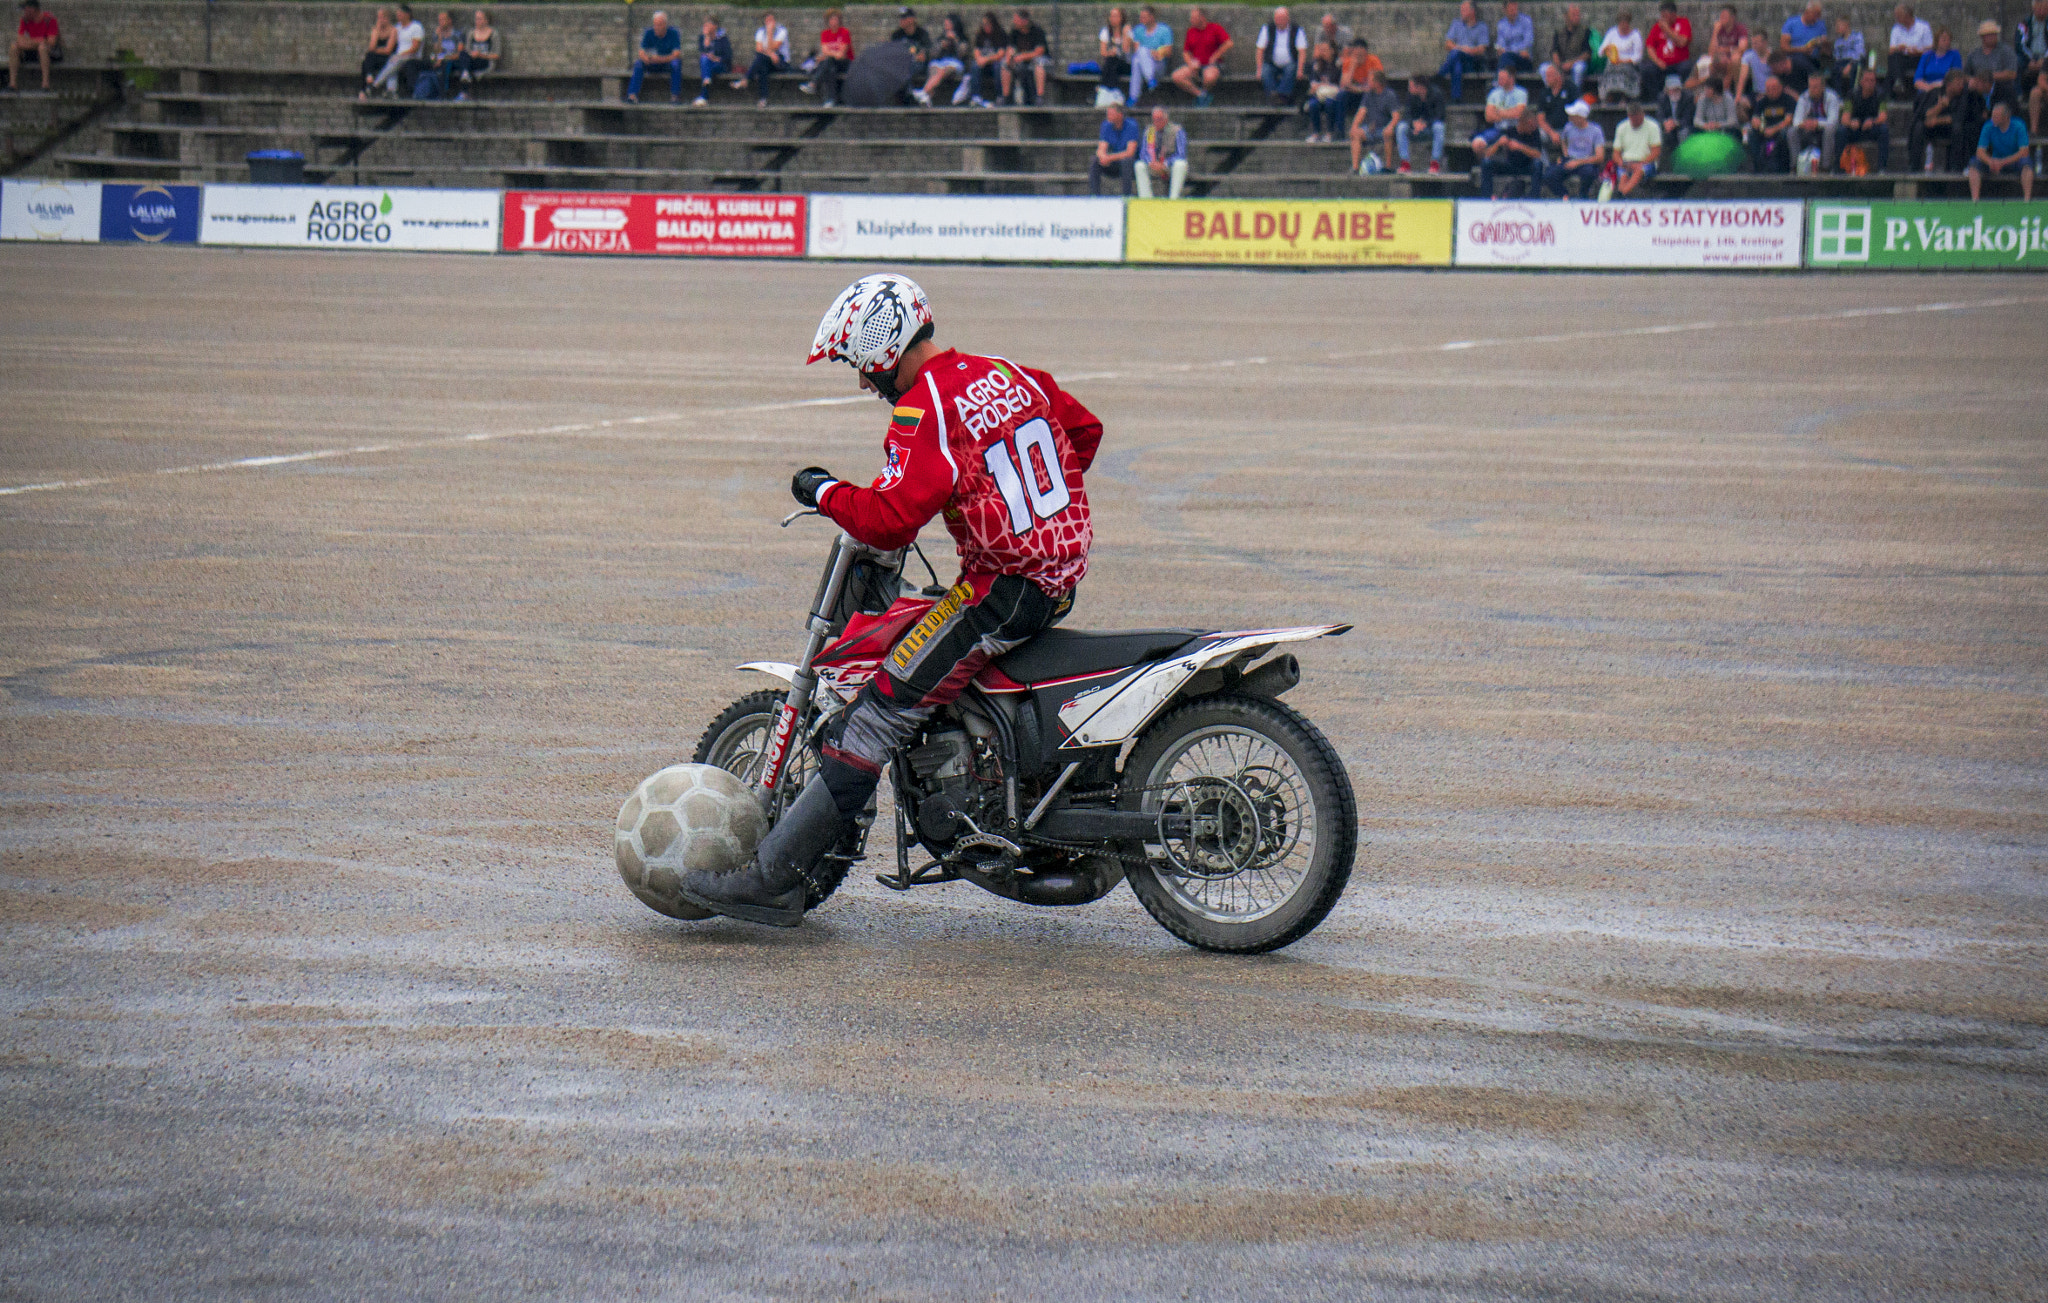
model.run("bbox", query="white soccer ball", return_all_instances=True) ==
[615,763,768,919]
[1360,153,1384,175]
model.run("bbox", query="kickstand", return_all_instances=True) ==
[875,801,959,891]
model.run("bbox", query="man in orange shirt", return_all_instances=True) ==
[10,0,59,92]
[1334,34,1381,128]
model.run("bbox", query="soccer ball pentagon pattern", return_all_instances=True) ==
[615,763,768,919]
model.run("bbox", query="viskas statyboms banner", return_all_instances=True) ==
[502,191,804,256]
[200,186,499,251]
[807,195,1123,262]
[1455,200,1803,268]
[99,183,202,243]
[1,178,101,241]
[1124,199,1453,266]
[1809,202,2048,269]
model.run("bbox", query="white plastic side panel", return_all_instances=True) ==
[737,661,799,685]
[1055,625,1347,748]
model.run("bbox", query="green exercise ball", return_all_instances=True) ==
[1672,130,1746,175]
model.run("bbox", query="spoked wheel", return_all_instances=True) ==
[693,689,846,910]
[1119,695,1356,954]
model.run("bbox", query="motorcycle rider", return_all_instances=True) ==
[676,273,1105,926]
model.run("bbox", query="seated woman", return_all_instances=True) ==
[809,8,853,106]
[968,11,1006,106]
[359,9,396,101]
[916,13,971,105]
[1097,7,1133,101]
[734,10,790,108]
[1303,40,1344,141]
[451,9,498,99]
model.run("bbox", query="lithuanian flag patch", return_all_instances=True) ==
[891,405,924,432]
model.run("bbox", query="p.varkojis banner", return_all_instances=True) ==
[1454,200,1804,268]
[503,192,805,256]
[1124,199,1453,266]
[200,186,499,251]
[1809,202,2048,269]
[1,178,101,241]
[807,195,1124,262]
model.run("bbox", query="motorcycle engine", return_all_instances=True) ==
[906,726,1002,845]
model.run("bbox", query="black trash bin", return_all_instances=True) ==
[247,149,305,184]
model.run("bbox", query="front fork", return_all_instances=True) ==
[754,532,862,818]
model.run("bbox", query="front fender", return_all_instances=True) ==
[737,661,799,686]
[1056,624,1351,749]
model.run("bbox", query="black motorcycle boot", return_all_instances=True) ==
[676,776,847,927]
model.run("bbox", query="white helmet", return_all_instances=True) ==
[806,274,934,379]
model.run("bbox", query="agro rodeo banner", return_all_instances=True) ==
[1124,199,1453,267]
[1455,200,1804,269]
[502,191,804,257]
[200,186,499,251]
[1808,201,2048,269]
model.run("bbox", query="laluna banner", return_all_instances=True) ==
[1454,200,1804,269]
[99,183,202,243]
[1808,201,2048,269]
[502,191,805,257]
[1124,199,1453,267]
[199,186,499,251]
[806,195,1123,263]
[0,178,101,241]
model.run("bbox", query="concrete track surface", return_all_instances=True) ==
[2,247,2045,1301]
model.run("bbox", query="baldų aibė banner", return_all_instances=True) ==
[1455,199,1804,268]
[200,186,499,251]
[502,191,805,256]
[1,178,102,241]
[1124,199,1453,266]
[1809,201,2048,269]
[807,195,1124,262]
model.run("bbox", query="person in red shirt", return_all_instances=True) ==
[676,274,1104,927]
[806,6,854,105]
[10,0,59,91]
[1171,5,1232,104]
[1644,0,1693,87]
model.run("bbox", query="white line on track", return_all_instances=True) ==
[2,292,2041,499]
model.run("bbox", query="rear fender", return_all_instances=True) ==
[1054,625,1350,749]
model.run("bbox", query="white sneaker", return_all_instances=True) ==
[913,88,932,106]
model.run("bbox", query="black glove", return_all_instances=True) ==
[791,466,838,510]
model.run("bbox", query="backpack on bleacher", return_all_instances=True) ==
[1838,144,1869,176]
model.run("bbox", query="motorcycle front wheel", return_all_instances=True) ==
[1119,695,1357,954]
[693,689,848,911]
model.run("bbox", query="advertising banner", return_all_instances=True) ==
[807,194,1124,263]
[200,185,499,251]
[1454,200,1804,268]
[1809,201,2048,269]
[1124,199,1452,267]
[99,183,203,244]
[501,191,804,256]
[1,178,101,242]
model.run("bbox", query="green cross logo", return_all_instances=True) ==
[1812,206,1871,262]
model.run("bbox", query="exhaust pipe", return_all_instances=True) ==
[1239,653,1299,699]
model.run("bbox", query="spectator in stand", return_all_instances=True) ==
[693,17,732,105]
[1002,7,1049,104]
[1710,5,1749,63]
[2019,0,2048,147]
[1172,6,1232,105]
[1256,7,1308,104]
[1090,100,1141,193]
[1475,105,1548,194]
[1533,59,1579,140]
[451,10,498,99]
[1394,70,1447,172]
[414,10,459,99]
[916,13,971,106]
[1496,0,1536,73]
[1969,96,2034,195]
[1335,36,1382,129]
[1838,66,1890,167]
[892,8,933,89]
[1963,19,2017,105]
[1913,25,1958,92]
[371,4,425,97]
[1954,69,1996,158]
[806,8,853,105]
[1645,2,1693,91]
[967,11,1005,105]
[1549,98,1606,193]
[1138,104,1189,195]
[359,8,397,101]
[1887,4,1932,94]
[1598,11,1645,101]
[1748,71,1796,168]
[1129,5,1173,105]
[734,11,789,108]
[1484,65,1528,124]
[1613,98,1662,192]
[1304,40,1344,139]
[625,9,684,103]
[1792,69,1841,167]
[1738,28,1773,99]
[1694,72,1739,134]
[1348,67,1400,171]
[9,0,57,92]
[1779,1,1830,85]
[1907,66,1961,167]
[1096,7,1132,102]
[1547,3,1593,84]
[1656,72,1694,142]
[1440,0,1491,103]
[1316,12,1353,55]
[1828,15,1864,91]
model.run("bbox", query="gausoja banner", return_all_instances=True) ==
[502,191,805,256]
[1125,199,1452,266]
[1454,200,1804,268]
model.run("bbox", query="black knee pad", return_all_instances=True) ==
[819,753,881,821]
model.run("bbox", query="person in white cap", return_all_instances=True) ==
[1548,98,1607,196]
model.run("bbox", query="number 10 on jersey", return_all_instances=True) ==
[981,418,1072,534]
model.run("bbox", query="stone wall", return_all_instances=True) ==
[48,1,2030,77]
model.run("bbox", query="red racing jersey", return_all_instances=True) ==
[816,348,1100,595]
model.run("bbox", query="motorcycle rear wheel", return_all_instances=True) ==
[693,689,849,911]
[1119,695,1356,954]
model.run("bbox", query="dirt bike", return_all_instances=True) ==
[691,513,1357,954]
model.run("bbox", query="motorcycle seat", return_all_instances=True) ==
[994,627,1206,685]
